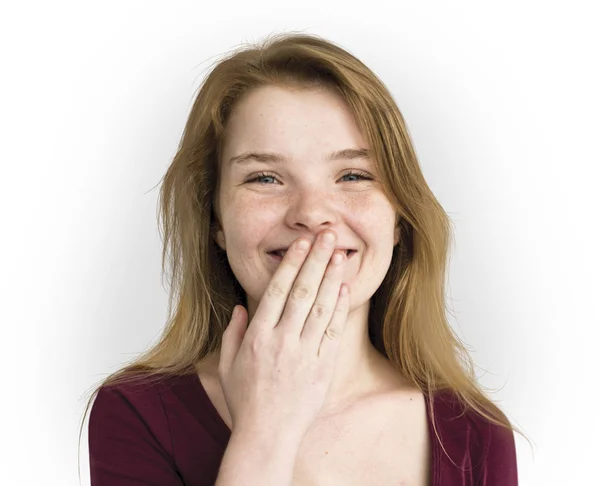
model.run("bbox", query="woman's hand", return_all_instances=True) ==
[218,230,350,444]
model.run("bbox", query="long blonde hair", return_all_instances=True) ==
[79,31,529,478]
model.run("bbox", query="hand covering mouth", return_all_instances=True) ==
[267,248,357,258]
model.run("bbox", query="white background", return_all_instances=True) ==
[1,1,598,485]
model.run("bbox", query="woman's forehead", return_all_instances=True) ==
[223,89,367,162]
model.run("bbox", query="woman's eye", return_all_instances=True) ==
[245,171,373,185]
[246,173,278,184]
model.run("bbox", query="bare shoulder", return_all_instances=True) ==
[294,382,430,486]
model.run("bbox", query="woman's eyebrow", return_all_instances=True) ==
[229,148,371,166]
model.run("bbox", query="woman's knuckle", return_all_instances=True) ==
[311,302,330,319]
[291,284,312,300]
[324,324,340,340]
[266,281,286,298]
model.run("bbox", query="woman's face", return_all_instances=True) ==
[215,85,399,318]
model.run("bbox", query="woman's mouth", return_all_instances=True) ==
[267,249,358,262]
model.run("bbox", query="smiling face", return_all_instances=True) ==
[214,84,400,318]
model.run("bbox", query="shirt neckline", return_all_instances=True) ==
[171,371,440,485]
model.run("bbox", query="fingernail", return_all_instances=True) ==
[321,231,335,246]
[296,239,310,251]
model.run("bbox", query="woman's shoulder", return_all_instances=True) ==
[88,369,225,484]
[428,388,504,431]
[91,369,199,423]
[427,388,518,482]
[91,372,172,427]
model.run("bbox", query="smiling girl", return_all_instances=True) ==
[83,32,524,486]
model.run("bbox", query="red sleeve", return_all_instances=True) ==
[478,421,519,485]
[88,383,184,486]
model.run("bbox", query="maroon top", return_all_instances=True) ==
[88,372,518,485]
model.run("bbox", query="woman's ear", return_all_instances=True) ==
[214,228,226,251]
[394,224,401,246]
[211,202,226,251]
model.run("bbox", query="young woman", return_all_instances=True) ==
[82,32,524,485]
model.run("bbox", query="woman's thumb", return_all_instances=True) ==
[219,305,248,372]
